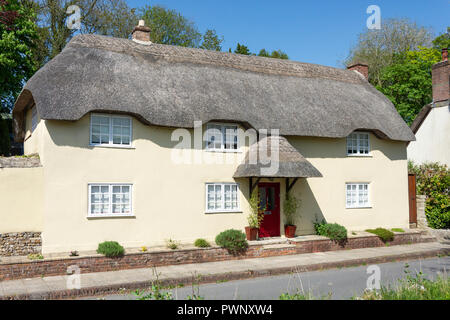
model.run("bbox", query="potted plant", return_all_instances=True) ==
[283,193,300,238]
[245,188,264,241]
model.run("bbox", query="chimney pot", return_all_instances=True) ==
[132,20,151,43]
[347,62,369,80]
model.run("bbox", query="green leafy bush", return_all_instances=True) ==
[215,229,248,255]
[247,188,265,228]
[409,162,450,229]
[366,228,395,242]
[194,238,211,248]
[391,228,405,233]
[314,221,348,243]
[283,193,300,226]
[97,241,125,258]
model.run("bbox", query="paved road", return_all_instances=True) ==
[86,256,450,300]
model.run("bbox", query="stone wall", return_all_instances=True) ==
[0,232,42,256]
[417,195,428,229]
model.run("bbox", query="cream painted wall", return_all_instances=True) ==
[24,106,44,159]
[21,113,409,254]
[407,105,450,166]
[39,115,250,253]
[288,135,410,234]
[0,167,44,233]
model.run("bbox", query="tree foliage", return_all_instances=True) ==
[258,48,288,59]
[432,27,450,50]
[376,47,441,124]
[234,42,251,55]
[0,0,38,112]
[200,28,223,51]
[140,5,201,48]
[409,162,450,229]
[346,18,433,86]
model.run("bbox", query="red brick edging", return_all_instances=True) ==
[0,232,433,281]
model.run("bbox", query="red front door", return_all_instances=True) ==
[258,183,280,238]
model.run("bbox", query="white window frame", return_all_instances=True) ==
[89,113,133,148]
[345,183,371,209]
[31,106,38,132]
[346,132,371,156]
[88,183,133,218]
[205,123,241,152]
[205,182,241,213]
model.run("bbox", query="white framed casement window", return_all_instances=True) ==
[346,132,370,156]
[205,183,240,213]
[90,114,132,147]
[205,123,239,152]
[88,184,133,217]
[346,183,370,208]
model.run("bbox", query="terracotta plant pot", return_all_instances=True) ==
[245,227,259,241]
[284,225,297,238]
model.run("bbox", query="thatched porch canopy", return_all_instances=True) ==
[233,136,322,179]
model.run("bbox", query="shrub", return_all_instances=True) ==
[314,221,348,243]
[366,228,395,242]
[283,193,300,226]
[247,188,265,228]
[215,229,248,255]
[97,241,125,258]
[194,238,211,248]
[409,162,450,229]
[166,239,180,250]
[391,228,405,233]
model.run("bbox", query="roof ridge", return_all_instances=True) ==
[67,34,364,84]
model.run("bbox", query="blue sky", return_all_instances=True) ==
[126,0,449,67]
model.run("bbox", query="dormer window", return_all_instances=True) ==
[205,123,239,151]
[347,132,370,156]
[90,114,132,147]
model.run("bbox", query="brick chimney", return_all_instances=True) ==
[431,48,449,103]
[132,20,151,44]
[347,62,369,80]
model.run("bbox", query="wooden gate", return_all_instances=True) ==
[408,174,417,225]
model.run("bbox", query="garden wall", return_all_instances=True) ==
[0,230,433,281]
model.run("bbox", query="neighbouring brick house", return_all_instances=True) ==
[0,21,415,256]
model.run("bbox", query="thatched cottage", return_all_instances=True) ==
[1,22,415,255]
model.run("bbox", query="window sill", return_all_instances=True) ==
[205,210,243,214]
[205,149,242,153]
[346,206,372,210]
[89,144,135,150]
[87,214,135,219]
[347,154,372,158]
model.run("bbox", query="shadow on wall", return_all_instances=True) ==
[45,114,257,153]
[294,178,325,235]
[288,134,407,162]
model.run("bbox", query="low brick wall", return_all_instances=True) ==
[0,232,41,257]
[0,231,431,281]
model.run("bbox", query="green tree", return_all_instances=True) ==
[0,117,10,156]
[432,27,450,50]
[346,18,433,86]
[140,5,201,47]
[258,48,288,59]
[82,0,137,39]
[0,0,38,112]
[376,47,441,124]
[234,43,251,55]
[200,28,223,51]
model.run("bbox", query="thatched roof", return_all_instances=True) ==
[233,136,322,178]
[13,34,414,142]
